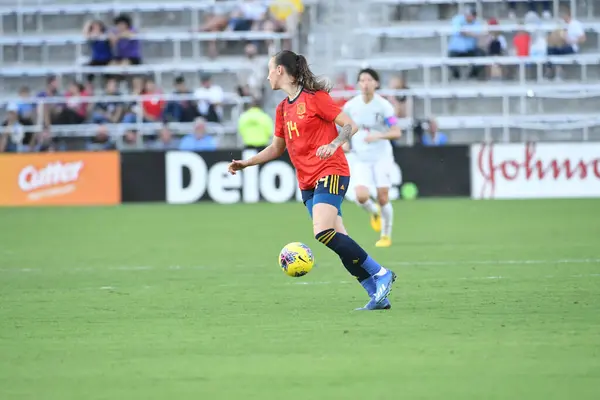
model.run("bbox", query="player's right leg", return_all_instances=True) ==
[353,162,381,232]
[310,175,396,307]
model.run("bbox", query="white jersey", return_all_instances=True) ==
[343,94,396,163]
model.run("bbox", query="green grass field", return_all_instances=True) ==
[1,199,599,399]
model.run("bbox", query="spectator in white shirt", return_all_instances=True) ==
[194,73,224,123]
[545,9,586,79]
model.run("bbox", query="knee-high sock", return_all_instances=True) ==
[315,229,385,281]
[380,202,393,237]
[360,198,379,215]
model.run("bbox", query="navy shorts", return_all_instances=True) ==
[301,175,350,219]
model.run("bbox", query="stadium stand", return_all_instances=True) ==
[328,0,600,143]
[1,0,600,151]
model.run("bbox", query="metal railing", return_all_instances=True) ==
[336,54,600,87]
[2,92,250,135]
[4,87,600,146]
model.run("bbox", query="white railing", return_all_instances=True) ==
[0,0,316,13]
[2,92,250,137]
[0,31,289,65]
[4,88,598,145]
[336,54,600,86]
[328,87,600,144]
[0,1,217,15]
[368,0,579,20]
[0,61,268,89]
[353,21,600,58]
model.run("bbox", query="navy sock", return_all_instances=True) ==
[315,229,371,281]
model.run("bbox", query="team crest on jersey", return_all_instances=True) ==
[297,103,306,119]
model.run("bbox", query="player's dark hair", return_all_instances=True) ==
[358,68,380,84]
[274,50,331,93]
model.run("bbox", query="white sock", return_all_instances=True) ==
[360,198,379,215]
[375,267,388,277]
[380,202,393,238]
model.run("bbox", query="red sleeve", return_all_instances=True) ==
[274,101,285,138]
[313,91,342,122]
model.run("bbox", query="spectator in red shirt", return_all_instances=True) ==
[513,22,531,56]
[141,78,165,122]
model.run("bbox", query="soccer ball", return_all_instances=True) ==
[279,242,315,277]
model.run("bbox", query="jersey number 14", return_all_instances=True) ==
[287,121,300,139]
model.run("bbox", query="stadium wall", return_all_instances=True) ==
[1,143,598,206]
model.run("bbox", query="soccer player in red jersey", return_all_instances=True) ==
[228,50,396,310]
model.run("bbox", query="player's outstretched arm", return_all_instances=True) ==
[316,112,358,160]
[228,136,286,175]
[364,125,402,143]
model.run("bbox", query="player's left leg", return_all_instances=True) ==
[335,216,391,310]
[375,187,393,248]
[374,159,394,248]
[311,175,396,306]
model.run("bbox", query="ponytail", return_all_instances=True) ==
[295,54,331,93]
[274,50,332,93]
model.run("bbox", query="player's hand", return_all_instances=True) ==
[316,143,339,160]
[228,159,247,175]
[364,133,382,143]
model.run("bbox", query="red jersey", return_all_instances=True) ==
[274,89,350,190]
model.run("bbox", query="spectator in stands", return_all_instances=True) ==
[237,101,273,148]
[236,43,266,105]
[45,80,87,126]
[151,123,180,150]
[179,117,217,151]
[260,9,290,56]
[484,18,507,80]
[110,14,142,66]
[122,75,145,124]
[448,7,485,80]
[194,73,224,123]
[164,76,199,123]
[421,118,448,146]
[330,74,355,107]
[15,86,36,124]
[87,124,115,151]
[507,1,551,20]
[37,75,61,126]
[64,81,90,124]
[513,21,531,57]
[200,0,267,58]
[31,125,56,153]
[93,78,124,124]
[545,9,586,79]
[120,129,140,150]
[83,20,112,66]
[141,78,165,123]
[0,104,25,153]
[387,76,409,118]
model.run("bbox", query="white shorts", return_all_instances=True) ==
[350,158,394,189]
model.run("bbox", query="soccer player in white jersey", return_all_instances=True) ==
[342,68,401,247]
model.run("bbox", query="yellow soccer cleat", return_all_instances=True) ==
[370,207,382,233]
[375,236,392,248]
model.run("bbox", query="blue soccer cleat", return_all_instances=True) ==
[374,270,396,304]
[355,297,391,311]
